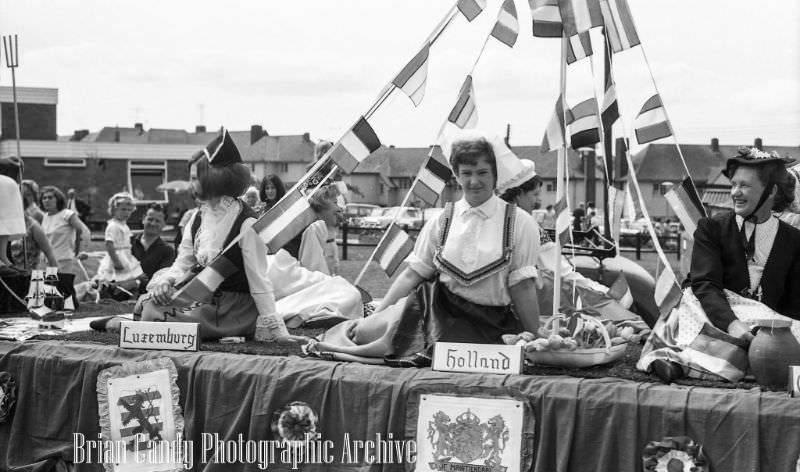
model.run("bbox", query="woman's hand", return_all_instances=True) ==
[727,320,754,342]
[76,252,89,261]
[151,281,176,305]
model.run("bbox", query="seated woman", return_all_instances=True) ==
[308,132,541,366]
[10,193,59,271]
[638,147,800,382]
[497,159,639,322]
[93,129,300,342]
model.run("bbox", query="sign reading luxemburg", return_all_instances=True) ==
[432,342,523,375]
[119,321,199,352]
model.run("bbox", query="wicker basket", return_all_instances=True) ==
[525,313,627,368]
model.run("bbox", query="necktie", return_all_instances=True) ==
[740,221,756,262]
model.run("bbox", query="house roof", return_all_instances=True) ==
[243,135,315,163]
[631,143,800,183]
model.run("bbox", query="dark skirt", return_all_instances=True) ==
[385,280,521,367]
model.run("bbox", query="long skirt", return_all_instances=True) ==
[309,280,520,367]
[137,290,257,340]
[637,287,800,382]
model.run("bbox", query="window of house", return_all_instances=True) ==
[653,183,661,196]
[391,177,412,189]
[44,158,86,167]
[277,163,289,173]
[128,160,167,202]
[546,183,555,192]
[379,184,384,195]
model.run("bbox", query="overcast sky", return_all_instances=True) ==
[1,0,797,152]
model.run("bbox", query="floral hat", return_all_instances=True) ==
[722,146,795,178]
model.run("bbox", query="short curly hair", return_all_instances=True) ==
[727,161,796,212]
[308,184,341,213]
[40,186,67,211]
[450,137,497,187]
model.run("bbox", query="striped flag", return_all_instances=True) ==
[491,0,519,47]
[411,154,452,206]
[116,389,163,451]
[173,252,239,304]
[601,78,619,130]
[566,31,593,64]
[330,117,382,173]
[654,265,682,317]
[373,223,415,276]
[392,44,430,107]
[607,271,633,308]
[251,188,316,253]
[558,0,603,37]
[458,0,487,21]
[567,98,600,149]
[447,75,478,129]
[554,196,571,246]
[600,0,640,52]
[664,177,706,238]
[529,0,562,37]
[634,94,672,144]
[541,95,568,153]
[608,185,626,247]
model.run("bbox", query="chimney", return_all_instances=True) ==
[251,124,265,144]
[114,126,120,142]
[754,137,763,150]
[134,122,144,134]
[195,125,206,133]
[70,129,89,141]
[711,137,719,152]
[505,123,511,146]
[615,137,629,178]
[302,132,310,142]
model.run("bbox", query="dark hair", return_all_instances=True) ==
[308,184,340,213]
[728,161,796,212]
[40,186,66,211]
[450,137,497,186]
[147,202,167,216]
[546,204,554,211]
[192,157,251,200]
[259,174,286,204]
[499,175,543,202]
[21,179,39,202]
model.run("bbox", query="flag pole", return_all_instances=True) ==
[3,34,27,271]
[552,34,569,328]
[601,29,614,241]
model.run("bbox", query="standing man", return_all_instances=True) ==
[131,203,175,290]
[66,188,92,223]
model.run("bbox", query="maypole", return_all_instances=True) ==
[552,34,569,327]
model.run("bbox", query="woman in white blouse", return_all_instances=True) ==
[310,132,541,366]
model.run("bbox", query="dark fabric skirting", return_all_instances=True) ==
[385,280,521,367]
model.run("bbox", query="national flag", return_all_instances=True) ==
[607,271,633,308]
[458,0,487,22]
[664,177,706,238]
[529,0,562,37]
[447,75,478,129]
[634,94,672,144]
[601,78,619,130]
[566,31,593,64]
[329,117,382,173]
[654,265,682,317]
[491,0,519,47]
[554,196,571,246]
[558,0,603,37]
[373,223,415,276]
[251,188,316,253]
[173,252,239,304]
[567,97,600,149]
[117,389,163,450]
[411,154,452,206]
[599,0,640,52]
[541,95,568,153]
[392,44,430,107]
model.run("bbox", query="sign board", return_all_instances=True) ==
[119,321,199,351]
[790,365,800,398]
[432,342,523,375]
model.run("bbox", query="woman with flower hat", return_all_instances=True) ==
[638,147,800,382]
[308,131,541,365]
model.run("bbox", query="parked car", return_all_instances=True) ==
[361,206,424,229]
[344,203,380,227]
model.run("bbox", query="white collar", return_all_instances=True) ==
[454,195,501,219]
[736,214,778,231]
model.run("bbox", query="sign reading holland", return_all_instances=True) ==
[119,321,199,352]
[432,342,523,375]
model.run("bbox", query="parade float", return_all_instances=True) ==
[0,1,799,472]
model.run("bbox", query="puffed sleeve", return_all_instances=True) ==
[404,214,440,279]
[148,211,198,288]
[690,217,735,330]
[298,220,330,275]
[104,220,121,242]
[508,209,540,287]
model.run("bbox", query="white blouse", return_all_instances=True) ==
[152,198,275,315]
[736,214,779,296]
[405,195,540,306]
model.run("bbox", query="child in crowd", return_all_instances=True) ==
[96,192,143,286]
